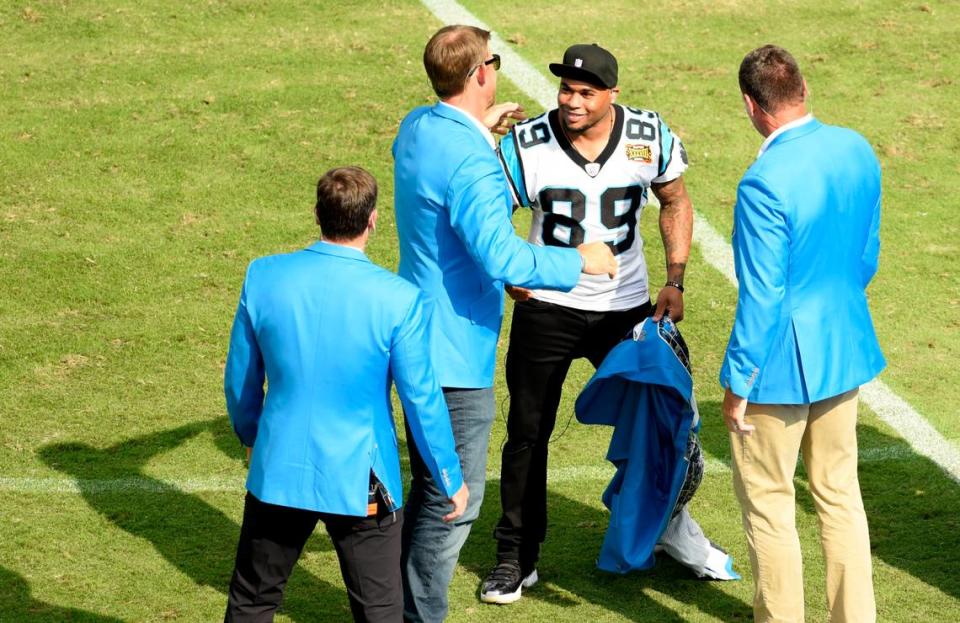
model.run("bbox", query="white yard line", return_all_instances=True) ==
[418,0,960,484]
[0,445,921,494]
[860,380,960,481]
[0,476,246,494]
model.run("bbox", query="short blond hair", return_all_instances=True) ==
[423,25,490,98]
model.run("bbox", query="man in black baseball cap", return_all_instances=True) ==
[480,40,706,605]
[547,43,621,138]
[548,43,619,89]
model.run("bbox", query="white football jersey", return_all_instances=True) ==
[499,104,688,311]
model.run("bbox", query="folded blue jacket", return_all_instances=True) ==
[575,317,701,573]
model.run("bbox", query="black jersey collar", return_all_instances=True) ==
[549,104,624,175]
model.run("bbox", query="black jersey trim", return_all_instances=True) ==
[498,136,524,210]
[510,127,529,206]
[656,112,674,178]
[548,104,624,175]
[656,113,665,176]
[509,113,550,208]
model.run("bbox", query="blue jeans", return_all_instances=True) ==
[402,387,495,623]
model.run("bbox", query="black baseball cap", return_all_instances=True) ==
[549,43,618,89]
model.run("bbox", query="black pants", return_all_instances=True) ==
[225,492,403,623]
[494,298,651,569]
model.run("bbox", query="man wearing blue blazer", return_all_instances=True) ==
[223,167,468,623]
[392,25,617,623]
[720,46,884,623]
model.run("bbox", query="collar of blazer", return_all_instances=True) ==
[759,116,822,158]
[305,240,370,262]
[433,102,497,149]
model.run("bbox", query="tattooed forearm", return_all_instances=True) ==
[666,261,687,283]
[653,177,693,282]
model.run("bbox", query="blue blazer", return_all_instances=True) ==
[393,103,582,388]
[720,118,886,404]
[224,241,464,516]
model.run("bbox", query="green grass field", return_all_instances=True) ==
[2,0,959,620]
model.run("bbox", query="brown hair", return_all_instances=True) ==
[423,25,490,98]
[738,45,804,113]
[314,167,377,241]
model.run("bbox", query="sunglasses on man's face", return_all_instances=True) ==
[467,54,501,78]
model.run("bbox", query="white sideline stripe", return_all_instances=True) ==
[418,0,960,485]
[0,476,246,494]
[0,446,920,494]
[529,446,914,481]
[861,380,960,482]
[691,215,738,286]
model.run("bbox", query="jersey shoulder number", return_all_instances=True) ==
[499,112,554,207]
[622,106,688,180]
[513,112,554,151]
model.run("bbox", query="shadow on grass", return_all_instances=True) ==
[38,419,350,622]
[695,399,960,603]
[0,565,124,622]
[457,478,753,621]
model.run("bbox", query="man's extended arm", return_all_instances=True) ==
[390,292,468,521]
[651,176,693,322]
[448,152,615,288]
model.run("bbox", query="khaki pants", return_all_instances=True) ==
[730,389,875,623]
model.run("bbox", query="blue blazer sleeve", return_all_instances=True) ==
[721,174,790,398]
[390,293,464,498]
[224,275,265,447]
[447,151,581,291]
[861,193,881,287]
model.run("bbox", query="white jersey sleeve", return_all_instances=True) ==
[651,114,688,184]
[499,105,688,312]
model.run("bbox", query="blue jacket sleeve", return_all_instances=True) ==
[390,293,464,498]
[861,193,881,287]
[447,151,581,291]
[720,174,790,399]
[224,277,264,447]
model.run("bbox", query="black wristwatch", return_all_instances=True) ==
[664,280,685,293]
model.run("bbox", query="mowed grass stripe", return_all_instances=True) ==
[419,0,960,484]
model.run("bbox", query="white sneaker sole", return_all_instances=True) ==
[480,569,539,605]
